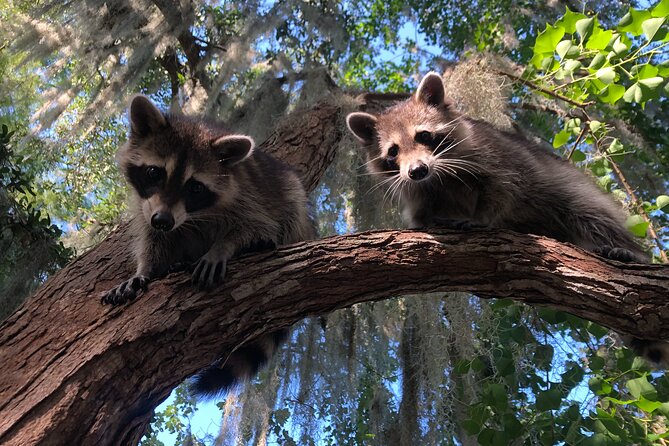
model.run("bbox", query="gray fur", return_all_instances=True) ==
[102,95,316,395]
[347,73,646,261]
[347,72,665,365]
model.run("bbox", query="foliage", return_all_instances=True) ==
[524,3,669,260]
[0,124,72,320]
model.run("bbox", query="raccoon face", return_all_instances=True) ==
[347,72,470,185]
[118,95,254,231]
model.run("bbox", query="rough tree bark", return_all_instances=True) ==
[1,96,668,446]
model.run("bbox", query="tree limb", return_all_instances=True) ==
[0,228,667,445]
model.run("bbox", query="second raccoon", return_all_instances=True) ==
[102,95,316,396]
[347,72,667,365]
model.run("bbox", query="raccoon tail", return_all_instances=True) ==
[190,329,289,399]
[622,336,669,368]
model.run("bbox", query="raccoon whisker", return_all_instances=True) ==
[432,124,465,155]
[432,164,473,191]
[432,115,467,133]
[435,160,481,181]
[367,174,400,194]
[360,154,386,168]
[439,135,472,154]
[357,170,399,177]
[390,178,408,207]
[384,176,405,206]
[437,158,484,173]
[382,176,401,204]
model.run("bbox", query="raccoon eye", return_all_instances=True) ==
[415,131,434,145]
[145,166,162,182]
[188,181,205,194]
[387,144,399,158]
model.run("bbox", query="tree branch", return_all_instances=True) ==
[0,229,667,445]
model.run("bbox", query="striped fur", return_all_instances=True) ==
[102,95,316,396]
[347,72,667,366]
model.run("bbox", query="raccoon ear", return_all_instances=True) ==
[129,95,167,137]
[415,72,448,107]
[212,134,255,166]
[346,112,378,145]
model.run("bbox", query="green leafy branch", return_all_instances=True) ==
[512,2,669,263]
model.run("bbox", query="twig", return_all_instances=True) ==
[495,69,596,108]
[567,125,589,161]
[608,159,668,263]
[192,35,227,52]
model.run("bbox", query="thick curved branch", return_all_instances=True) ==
[0,229,667,445]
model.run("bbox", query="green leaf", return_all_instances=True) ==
[642,17,666,41]
[553,130,571,148]
[564,59,582,73]
[486,383,508,411]
[556,40,574,59]
[589,355,606,371]
[656,194,669,211]
[596,67,616,84]
[536,388,562,411]
[623,83,643,103]
[618,8,652,36]
[556,8,588,33]
[534,24,566,53]
[502,413,522,438]
[537,308,568,323]
[611,35,629,56]
[586,321,608,338]
[571,150,586,162]
[576,17,595,42]
[625,215,649,237]
[589,376,613,395]
[653,0,669,18]
[588,53,607,69]
[561,362,585,388]
[599,84,625,104]
[635,396,662,413]
[658,402,669,416]
[626,375,658,400]
[639,76,664,89]
[586,28,614,50]
[453,359,471,374]
[637,64,659,79]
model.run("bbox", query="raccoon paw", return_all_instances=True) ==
[594,245,640,263]
[101,275,149,306]
[192,256,227,289]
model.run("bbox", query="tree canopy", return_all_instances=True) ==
[1,0,669,444]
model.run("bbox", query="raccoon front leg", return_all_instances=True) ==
[192,240,235,289]
[101,232,167,305]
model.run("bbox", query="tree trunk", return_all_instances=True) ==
[1,96,668,445]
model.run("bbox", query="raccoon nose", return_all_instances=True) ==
[151,212,175,231]
[408,163,429,180]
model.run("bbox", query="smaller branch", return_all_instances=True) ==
[608,159,668,263]
[192,35,227,52]
[495,70,595,108]
[567,124,589,161]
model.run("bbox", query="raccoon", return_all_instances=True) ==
[346,72,667,365]
[102,95,316,397]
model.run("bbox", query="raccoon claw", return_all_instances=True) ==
[101,275,149,306]
[192,257,227,289]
